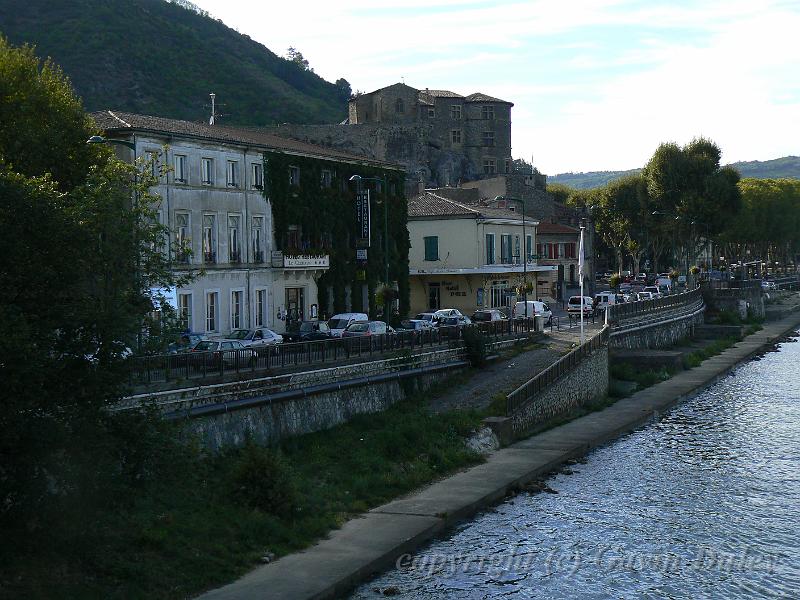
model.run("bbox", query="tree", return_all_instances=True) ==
[0,36,100,191]
[334,78,352,101]
[285,46,313,72]
[0,38,183,531]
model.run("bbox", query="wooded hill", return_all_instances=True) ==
[549,156,800,189]
[0,0,350,125]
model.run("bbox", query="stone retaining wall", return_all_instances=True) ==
[609,305,705,349]
[510,346,609,438]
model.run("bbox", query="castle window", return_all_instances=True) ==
[427,107,435,118]
[483,159,496,175]
[450,105,461,119]
[395,98,405,114]
[451,130,462,144]
[482,131,495,147]
[481,105,495,120]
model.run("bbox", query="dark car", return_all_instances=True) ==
[439,315,472,339]
[396,319,436,342]
[283,320,332,343]
[189,339,257,368]
[471,309,508,322]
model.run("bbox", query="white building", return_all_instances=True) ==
[93,110,402,335]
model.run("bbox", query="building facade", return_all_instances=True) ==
[93,110,405,335]
[407,191,556,316]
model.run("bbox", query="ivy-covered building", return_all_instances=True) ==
[92,110,408,335]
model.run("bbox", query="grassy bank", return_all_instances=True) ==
[1,382,484,600]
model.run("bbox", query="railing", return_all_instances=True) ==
[506,326,610,416]
[608,287,702,323]
[129,319,540,387]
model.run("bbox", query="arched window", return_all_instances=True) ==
[395,98,405,114]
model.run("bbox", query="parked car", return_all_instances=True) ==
[226,328,283,351]
[190,339,257,367]
[433,308,464,320]
[567,296,594,317]
[511,300,552,324]
[438,315,472,339]
[761,280,778,291]
[636,291,655,301]
[471,309,508,322]
[396,319,436,341]
[283,320,332,343]
[168,331,206,354]
[341,320,390,339]
[327,312,369,338]
[636,273,648,282]
[414,312,439,325]
[643,285,662,299]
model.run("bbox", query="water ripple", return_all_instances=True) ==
[351,335,800,599]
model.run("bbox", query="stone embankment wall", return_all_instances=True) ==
[704,286,765,319]
[609,303,705,350]
[510,347,609,438]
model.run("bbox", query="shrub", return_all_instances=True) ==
[461,327,487,367]
[228,443,298,518]
[609,273,621,289]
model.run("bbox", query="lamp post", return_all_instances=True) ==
[579,218,586,343]
[349,174,390,319]
[495,195,529,319]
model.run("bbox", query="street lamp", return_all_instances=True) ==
[495,195,530,320]
[349,174,391,318]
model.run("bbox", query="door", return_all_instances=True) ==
[428,283,441,310]
[285,288,305,328]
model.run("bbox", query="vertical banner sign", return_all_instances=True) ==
[355,189,371,248]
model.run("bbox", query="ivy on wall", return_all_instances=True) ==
[263,151,410,320]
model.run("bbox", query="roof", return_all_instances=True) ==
[537,222,579,235]
[464,92,513,105]
[91,110,403,170]
[408,191,536,222]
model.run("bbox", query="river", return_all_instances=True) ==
[351,334,800,599]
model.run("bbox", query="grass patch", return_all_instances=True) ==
[682,336,740,369]
[610,363,671,392]
[1,388,484,600]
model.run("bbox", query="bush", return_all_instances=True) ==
[461,327,487,367]
[609,273,622,289]
[228,443,298,518]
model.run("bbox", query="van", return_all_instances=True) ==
[327,312,369,338]
[567,296,594,316]
[594,292,618,310]
[512,300,552,323]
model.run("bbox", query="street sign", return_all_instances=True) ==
[356,248,368,260]
[355,189,371,248]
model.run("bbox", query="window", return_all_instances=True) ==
[146,150,160,178]
[570,264,576,283]
[424,236,439,261]
[558,243,565,258]
[482,131,495,147]
[526,234,533,262]
[485,233,495,264]
[174,154,187,183]
[320,169,333,188]
[178,293,192,330]
[490,280,510,308]
[450,105,461,119]
[514,235,521,264]
[255,289,267,327]
[451,130,462,144]
[228,215,241,262]
[483,159,496,175]
[252,162,263,189]
[203,214,216,263]
[395,98,404,114]
[481,105,495,120]
[565,243,576,258]
[505,159,511,174]
[286,225,300,250]
[501,234,512,263]
[427,107,435,117]
[226,160,238,187]
[231,290,243,330]
[289,166,300,186]
[201,157,214,185]
[206,292,218,332]
[252,216,264,262]
[175,212,190,263]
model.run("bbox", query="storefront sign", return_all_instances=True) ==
[281,254,330,268]
[355,189,371,248]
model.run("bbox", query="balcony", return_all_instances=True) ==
[271,251,330,270]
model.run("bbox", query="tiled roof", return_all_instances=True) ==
[409,191,531,221]
[91,110,403,170]
[465,92,513,105]
[537,222,579,234]
[422,89,464,98]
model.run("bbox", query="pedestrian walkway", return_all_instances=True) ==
[196,313,800,600]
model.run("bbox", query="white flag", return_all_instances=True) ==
[578,229,584,279]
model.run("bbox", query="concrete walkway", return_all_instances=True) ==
[197,313,800,600]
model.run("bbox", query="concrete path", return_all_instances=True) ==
[196,313,800,600]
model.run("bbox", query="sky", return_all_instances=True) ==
[189,0,800,175]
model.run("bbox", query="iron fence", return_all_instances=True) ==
[608,287,702,323]
[130,319,539,387]
[506,326,610,416]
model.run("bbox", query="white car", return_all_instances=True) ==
[511,300,552,323]
[226,328,283,351]
[327,312,369,338]
[567,296,594,316]
[643,286,662,298]
[433,308,463,320]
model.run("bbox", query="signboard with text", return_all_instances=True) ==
[355,189,371,248]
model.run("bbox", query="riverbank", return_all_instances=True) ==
[198,310,800,600]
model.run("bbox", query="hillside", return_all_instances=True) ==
[549,156,800,189]
[0,0,350,125]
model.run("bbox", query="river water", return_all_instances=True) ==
[351,334,800,599]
